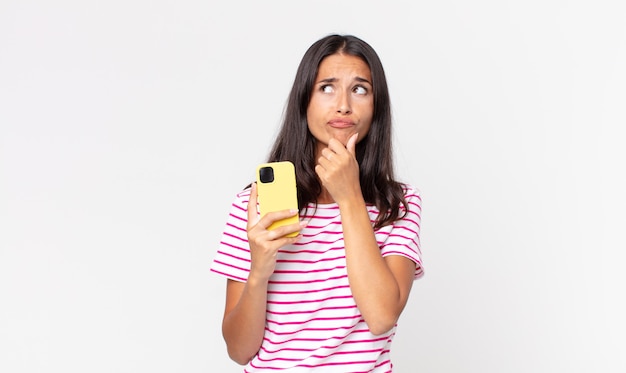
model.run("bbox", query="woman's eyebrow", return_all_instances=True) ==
[317,77,338,84]
[317,77,371,85]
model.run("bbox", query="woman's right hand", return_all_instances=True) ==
[246,182,303,281]
[222,182,303,365]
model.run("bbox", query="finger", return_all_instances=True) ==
[317,153,331,170]
[266,220,306,240]
[247,183,259,229]
[346,132,358,157]
[257,209,299,231]
[314,163,326,182]
[327,137,354,159]
[327,137,345,154]
[320,148,335,161]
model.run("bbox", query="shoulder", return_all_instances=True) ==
[398,183,422,216]
[223,186,253,219]
[400,183,421,203]
[400,183,421,197]
[232,185,252,205]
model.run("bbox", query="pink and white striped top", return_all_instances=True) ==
[211,184,423,372]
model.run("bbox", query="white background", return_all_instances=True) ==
[1,1,625,372]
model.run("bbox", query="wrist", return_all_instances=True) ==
[337,193,366,212]
[246,272,270,290]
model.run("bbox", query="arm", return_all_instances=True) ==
[221,183,304,364]
[338,196,415,335]
[315,135,416,335]
[221,278,267,365]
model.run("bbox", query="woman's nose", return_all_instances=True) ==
[336,93,352,114]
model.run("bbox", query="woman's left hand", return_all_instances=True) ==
[315,133,361,203]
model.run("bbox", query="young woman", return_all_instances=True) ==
[211,34,423,372]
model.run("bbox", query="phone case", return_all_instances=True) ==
[256,161,300,237]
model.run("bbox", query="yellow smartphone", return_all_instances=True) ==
[256,161,300,237]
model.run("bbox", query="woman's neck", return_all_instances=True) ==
[317,187,335,204]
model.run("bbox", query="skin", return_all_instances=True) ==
[221,183,304,364]
[221,53,416,365]
[307,53,374,159]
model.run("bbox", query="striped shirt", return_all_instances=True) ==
[211,184,423,372]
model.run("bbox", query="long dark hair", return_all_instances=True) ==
[267,34,407,229]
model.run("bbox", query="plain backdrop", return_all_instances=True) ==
[1,1,625,372]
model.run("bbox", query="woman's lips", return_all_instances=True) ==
[328,119,354,128]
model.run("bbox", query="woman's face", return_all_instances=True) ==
[306,53,374,154]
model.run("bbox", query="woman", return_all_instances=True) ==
[211,34,423,372]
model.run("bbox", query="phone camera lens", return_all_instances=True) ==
[259,167,274,183]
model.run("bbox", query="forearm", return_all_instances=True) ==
[339,196,406,335]
[222,277,269,364]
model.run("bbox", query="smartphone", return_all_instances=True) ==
[256,161,300,237]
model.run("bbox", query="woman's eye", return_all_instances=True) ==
[354,86,368,95]
[321,85,334,93]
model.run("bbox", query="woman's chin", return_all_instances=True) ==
[333,131,356,146]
